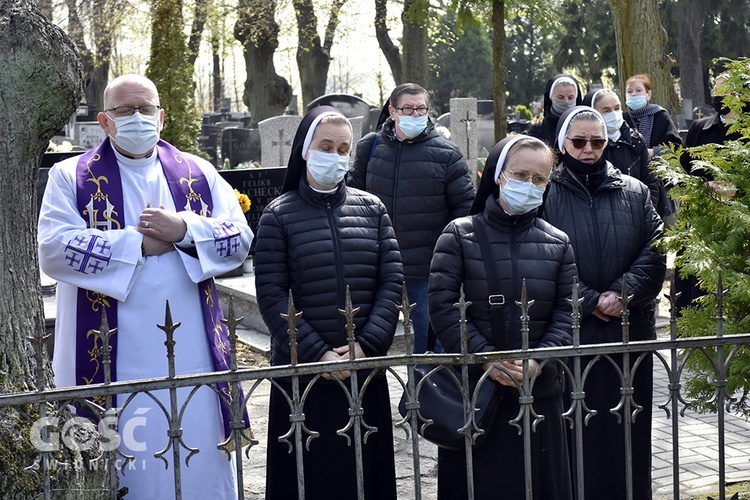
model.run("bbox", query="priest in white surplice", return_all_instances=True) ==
[38,74,252,499]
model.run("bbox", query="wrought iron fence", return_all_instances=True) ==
[3,275,750,500]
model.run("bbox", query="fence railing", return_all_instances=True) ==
[4,275,750,500]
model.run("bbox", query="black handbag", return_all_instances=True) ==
[398,363,500,450]
[398,216,506,450]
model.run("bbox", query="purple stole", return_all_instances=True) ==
[74,138,246,437]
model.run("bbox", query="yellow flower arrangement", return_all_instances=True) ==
[234,189,252,213]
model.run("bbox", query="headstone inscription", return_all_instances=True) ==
[218,167,286,238]
[75,121,107,149]
[221,128,261,168]
[259,115,303,167]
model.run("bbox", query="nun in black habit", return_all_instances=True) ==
[254,105,403,500]
[428,135,575,500]
[527,74,584,147]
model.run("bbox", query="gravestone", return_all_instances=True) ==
[259,115,302,167]
[349,116,363,153]
[221,128,261,168]
[198,124,221,167]
[218,167,286,238]
[306,93,374,135]
[450,98,479,183]
[75,121,107,149]
[367,108,383,133]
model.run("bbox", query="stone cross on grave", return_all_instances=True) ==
[449,98,479,185]
[272,129,291,166]
[259,115,303,167]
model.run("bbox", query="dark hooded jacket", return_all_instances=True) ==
[527,74,584,147]
[541,107,666,342]
[582,90,660,209]
[348,116,475,281]
[429,136,576,399]
[255,106,404,367]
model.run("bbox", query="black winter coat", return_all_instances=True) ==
[254,178,404,367]
[624,107,682,152]
[541,163,666,343]
[429,197,576,397]
[607,124,660,208]
[348,119,475,281]
[680,112,741,179]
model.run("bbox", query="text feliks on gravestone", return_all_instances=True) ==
[218,167,286,235]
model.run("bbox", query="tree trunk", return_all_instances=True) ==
[374,0,402,85]
[293,0,346,108]
[187,0,208,67]
[401,0,428,86]
[677,0,705,107]
[234,0,292,126]
[609,0,679,115]
[0,0,107,496]
[492,0,507,143]
[212,31,222,112]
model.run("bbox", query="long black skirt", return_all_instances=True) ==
[570,352,653,500]
[437,390,572,500]
[265,374,397,500]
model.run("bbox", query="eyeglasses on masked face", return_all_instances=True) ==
[104,105,162,118]
[503,169,550,188]
[396,106,429,116]
[566,137,606,150]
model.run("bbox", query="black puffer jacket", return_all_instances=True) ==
[541,162,666,343]
[348,119,475,280]
[254,178,404,367]
[429,197,576,397]
[607,123,660,208]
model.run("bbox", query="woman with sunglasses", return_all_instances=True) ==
[541,106,666,500]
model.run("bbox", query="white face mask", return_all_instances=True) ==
[307,150,350,188]
[499,175,546,214]
[602,110,624,135]
[111,113,160,155]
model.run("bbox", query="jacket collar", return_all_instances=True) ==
[482,193,537,231]
[297,176,347,208]
[552,161,624,195]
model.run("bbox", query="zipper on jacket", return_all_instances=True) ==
[391,142,403,230]
[326,200,347,341]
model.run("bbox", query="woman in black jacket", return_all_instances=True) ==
[541,106,666,500]
[255,106,403,500]
[527,74,584,147]
[583,88,661,212]
[429,135,576,500]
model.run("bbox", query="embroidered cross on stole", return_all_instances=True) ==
[74,138,248,438]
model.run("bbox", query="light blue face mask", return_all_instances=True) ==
[626,95,648,110]
[500,175,546,214]
[112,112,160,155]
[398,115,428,138]
[306,150,350,188]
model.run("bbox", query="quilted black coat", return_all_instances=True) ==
[254,178,404,367]
[428,196,576,397]
[348,119,475,280]
[541,162,666,343]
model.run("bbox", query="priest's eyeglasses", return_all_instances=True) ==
[104,105,162,118]
[504,169,550,188]
[396,106,429,116]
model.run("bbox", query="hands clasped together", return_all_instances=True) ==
[319,342,366,381]
[483,359,541,387]
[136,205,188,256]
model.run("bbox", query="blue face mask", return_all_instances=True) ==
[398,115,428,138]
[306,150,350,188]
[626,95,648,111]
[500,175,546,214]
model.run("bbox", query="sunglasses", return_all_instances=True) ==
[566,137,607,150]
